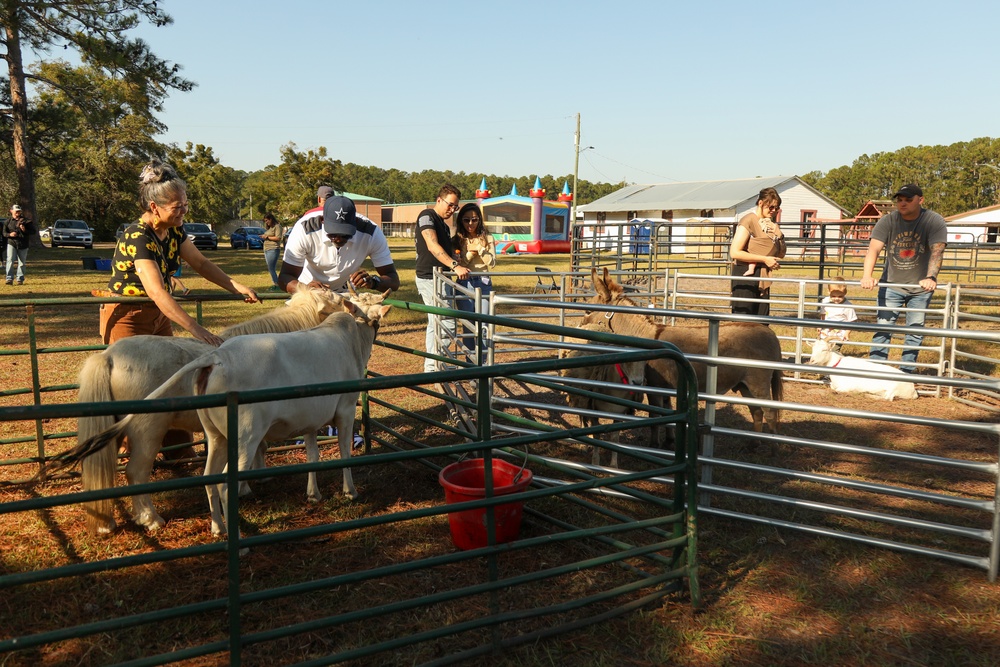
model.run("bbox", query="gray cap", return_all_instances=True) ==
[317,185,335,201]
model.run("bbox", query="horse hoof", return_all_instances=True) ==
[135,513,166,532]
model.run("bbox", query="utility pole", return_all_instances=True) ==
[572,113,581,224]
[572,113,583,226]
[571,113,594,224]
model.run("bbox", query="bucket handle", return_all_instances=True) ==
[512,447,529,484]
[455,447,530,484]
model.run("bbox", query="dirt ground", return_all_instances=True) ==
[2,319,999,666]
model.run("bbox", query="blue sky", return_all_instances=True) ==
[129,0,999,185]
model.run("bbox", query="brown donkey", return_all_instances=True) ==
[583,268,783,445]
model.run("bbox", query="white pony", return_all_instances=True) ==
[64,290,391,544]
[807,339,919,401]
[64,285,344,534]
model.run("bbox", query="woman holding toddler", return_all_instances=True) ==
[729,186,787,317]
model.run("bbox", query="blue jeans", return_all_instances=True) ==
[455,275,492,350]
[264,248,280,285]
[416,276,457,373]
[5,245,27,282]
[869,286,933,372]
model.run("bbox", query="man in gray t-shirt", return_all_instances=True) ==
[860,184,947,372]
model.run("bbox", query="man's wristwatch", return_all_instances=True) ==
[450,260,459,268]
[368,275,381,288]
[925,276,937,283]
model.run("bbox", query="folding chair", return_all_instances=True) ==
[532,266,559,294]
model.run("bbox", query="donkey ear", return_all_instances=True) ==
[592,266,610,301]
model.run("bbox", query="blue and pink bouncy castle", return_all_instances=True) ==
[476,177,572,254]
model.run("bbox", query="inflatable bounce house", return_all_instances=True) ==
[476,177,572,254]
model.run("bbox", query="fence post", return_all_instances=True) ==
[226,391,243,665]
[25,305,46,476]
[699,320,720,507]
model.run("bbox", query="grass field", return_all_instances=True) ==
[2,240,999,666]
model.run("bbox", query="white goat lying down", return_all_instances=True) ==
[807,339,919,400]
[64,285,345,535]
[561,323,646,467]
[57,289,391,539]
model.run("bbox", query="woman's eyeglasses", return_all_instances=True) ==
[766,204,780,212]
[462,217,480,224]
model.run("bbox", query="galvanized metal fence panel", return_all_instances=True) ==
[492,287,999,582]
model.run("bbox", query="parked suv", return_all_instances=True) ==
[183,222,218,250]
[50,219,93,249]
[230,226,265,250]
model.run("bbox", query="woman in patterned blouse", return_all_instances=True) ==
[100,160,259,345]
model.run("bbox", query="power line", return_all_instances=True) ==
[589,149,680,182]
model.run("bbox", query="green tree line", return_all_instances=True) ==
[801,137,1000,218]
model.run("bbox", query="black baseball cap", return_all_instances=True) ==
[322,196,357,237]
[893,184,923,198]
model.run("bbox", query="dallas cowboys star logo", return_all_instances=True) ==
[335,207,347,221]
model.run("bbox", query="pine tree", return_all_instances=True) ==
[0,1,193,240]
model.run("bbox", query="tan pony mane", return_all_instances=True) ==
[219,287,343,339]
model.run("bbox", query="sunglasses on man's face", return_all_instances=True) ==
[895,196,914,203]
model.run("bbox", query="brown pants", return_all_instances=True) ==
[98,302,196,460]
[99,302,172,344]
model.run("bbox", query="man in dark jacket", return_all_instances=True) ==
[5,204,35,285]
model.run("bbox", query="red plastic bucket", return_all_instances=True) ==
[438,458,533,550]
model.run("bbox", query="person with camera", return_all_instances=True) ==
[5,204,36,286]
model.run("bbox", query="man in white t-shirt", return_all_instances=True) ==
[279,194,399,294]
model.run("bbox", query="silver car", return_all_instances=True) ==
[50,219,93,249]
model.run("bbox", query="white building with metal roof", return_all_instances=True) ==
[576,175,850,255]
[945,203,1000,245]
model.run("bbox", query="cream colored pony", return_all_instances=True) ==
[61,290,390,548]
[66,285,343,534]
